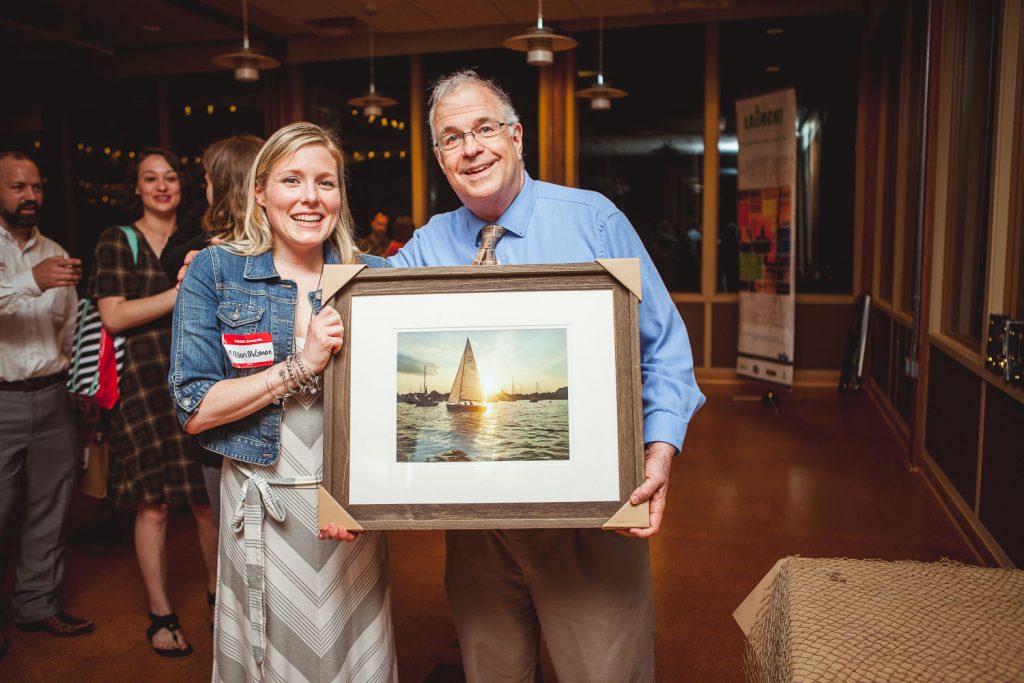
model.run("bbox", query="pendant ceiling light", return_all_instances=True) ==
[575,9,626,110]
[212,0,280,82]
[347,6,397,117]
[503,0,576,66]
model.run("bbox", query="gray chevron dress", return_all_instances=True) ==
[213,378,397,683]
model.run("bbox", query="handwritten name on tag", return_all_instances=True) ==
[222,333,274,368]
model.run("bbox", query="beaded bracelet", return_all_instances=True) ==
[293,353,321,393]
[292,353,313,384]
[286,353,323,397]
[275,365,296,405]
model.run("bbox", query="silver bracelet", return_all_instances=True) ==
[275,365,296,405]
[287,353,322,397]
[293,353,321,393]
[265,366,287,403]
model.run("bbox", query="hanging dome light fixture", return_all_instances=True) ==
[212,0,280,82]
[575,8,627,110]
[347,5,397,117]
[503,0,576,66]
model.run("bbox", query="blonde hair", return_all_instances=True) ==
[202,134,264,241]
[234,122,359,262]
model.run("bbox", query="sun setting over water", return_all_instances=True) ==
[395,328,570,462]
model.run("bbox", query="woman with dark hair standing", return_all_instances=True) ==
[88,148,216,658]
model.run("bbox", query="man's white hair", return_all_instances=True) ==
[427,69,521,145]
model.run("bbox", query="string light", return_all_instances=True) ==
[184,105,192,116]
[207,104,215,114]
[229,104,237,113]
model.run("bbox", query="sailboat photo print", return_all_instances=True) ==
[396,328,570,463]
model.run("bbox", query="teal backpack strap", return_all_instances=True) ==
[118,225,139,266]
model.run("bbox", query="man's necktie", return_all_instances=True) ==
[472,224,505,265]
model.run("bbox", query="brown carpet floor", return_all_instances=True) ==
[1,386,975,681]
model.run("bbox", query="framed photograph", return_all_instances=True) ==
[321,261,645,530]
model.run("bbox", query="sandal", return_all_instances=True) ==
[146,611,193,658]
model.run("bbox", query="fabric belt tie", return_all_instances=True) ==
[472,224,505,265]
[230,471,322,664]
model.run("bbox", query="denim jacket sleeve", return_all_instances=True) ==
[168,246,223,429]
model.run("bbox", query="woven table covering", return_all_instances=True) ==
[734,557,1024,682]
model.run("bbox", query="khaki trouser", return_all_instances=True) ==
[445,528,655,683]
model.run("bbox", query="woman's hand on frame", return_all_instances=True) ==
[301,305,344,374]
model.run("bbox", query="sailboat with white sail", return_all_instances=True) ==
[446,338,487,412]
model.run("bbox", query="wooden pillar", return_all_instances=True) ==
[537,51,575,186]
[264,64,305,133]
[701,23,720,369]
[410,55,429,228]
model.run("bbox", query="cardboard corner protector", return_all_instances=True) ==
[595,258,642,302]
[317,485,364,532]
[321,264,368,302]
[601,499,649,530]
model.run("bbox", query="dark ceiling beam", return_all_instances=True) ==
[288,0,865,63]
[0,16,115,56]
[167,0,309,38]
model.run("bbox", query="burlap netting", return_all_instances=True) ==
[744,557,1024,682]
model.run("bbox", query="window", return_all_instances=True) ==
[306,56,412,234]
[944,0,1001,343]
[577,23,705,293]
[718,14,860,294]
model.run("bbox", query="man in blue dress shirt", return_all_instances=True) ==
[390,70,705,682]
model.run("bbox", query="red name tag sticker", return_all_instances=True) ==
[222,333,274,368]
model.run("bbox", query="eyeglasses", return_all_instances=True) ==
[435,121,510,152]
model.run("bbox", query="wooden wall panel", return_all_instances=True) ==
[711,302,738,368]
[678,303,705,369]
[794,303,854,369]
[892,319,916,424]
[979,385,1024,566]
[925,346,981,508]
[869,307,892,390]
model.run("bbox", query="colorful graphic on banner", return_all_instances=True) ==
[735,89,797,385]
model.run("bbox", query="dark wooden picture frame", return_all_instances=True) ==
[321,261,645,530]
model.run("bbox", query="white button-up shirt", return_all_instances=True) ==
[0,224,78,382]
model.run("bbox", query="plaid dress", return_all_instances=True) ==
[88,225,207,507]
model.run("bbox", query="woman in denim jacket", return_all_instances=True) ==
[169,122,397,681]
